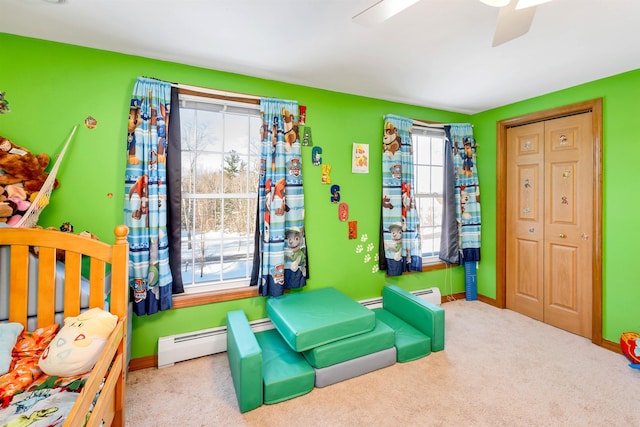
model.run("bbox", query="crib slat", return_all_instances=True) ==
[64,251,82,318]
[37,246,57,328]
[89,257,107,309]
[8,245,29,326]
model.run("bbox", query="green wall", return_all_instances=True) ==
[1,33,467,358]
[4,33,638,358]
[470,69,640,342]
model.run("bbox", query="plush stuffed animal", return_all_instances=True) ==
[39,308,118,377]
[0,185,11,221]
[0,135,59,193]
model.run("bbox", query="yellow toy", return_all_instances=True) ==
[321,164,332,184]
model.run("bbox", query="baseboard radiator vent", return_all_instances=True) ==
[157,286,441,368]
[359,286,441,310]
[157,317,274,368]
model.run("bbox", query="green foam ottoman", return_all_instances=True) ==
[254,329,315,404]
[374,308,431,362]
[302,319,395,368]
[266,287,375,351]
[226,310,263,413]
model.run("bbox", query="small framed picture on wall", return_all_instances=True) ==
[352,143,369,174]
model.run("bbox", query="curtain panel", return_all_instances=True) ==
[446,123,481,263]
[256,98,308,296]
[124,77,174,316]
[380,114,422,276]
[166,86,184,294]
[439,129,460,264]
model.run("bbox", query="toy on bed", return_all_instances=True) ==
[0,225,129,426]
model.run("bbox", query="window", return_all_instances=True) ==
[179,94,262,293]
[412,126,445,264]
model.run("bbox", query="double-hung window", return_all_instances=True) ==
[178,94,261,293]
[412,126,445,265]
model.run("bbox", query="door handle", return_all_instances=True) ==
[559,233,566,238]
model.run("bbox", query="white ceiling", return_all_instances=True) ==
[3,0,640,114]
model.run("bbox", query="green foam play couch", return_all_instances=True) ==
[266,287,375,352]
[373,285,445,362]
[226,310,314,412]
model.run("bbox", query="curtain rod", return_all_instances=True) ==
[411,118,479,148]
[413,119,445,129]
[173,82,261,101]
[412,119,474,129]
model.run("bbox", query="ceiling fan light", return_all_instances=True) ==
[479,0,510,7]
[515,0,552,10]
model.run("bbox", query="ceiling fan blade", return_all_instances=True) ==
[492,2,537,47]
[516,0,552,10]
[352,0,420,26]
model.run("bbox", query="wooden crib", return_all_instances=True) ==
[0,225,129,426]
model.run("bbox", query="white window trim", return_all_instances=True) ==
[412,124,445,266]
[178,92,261,293]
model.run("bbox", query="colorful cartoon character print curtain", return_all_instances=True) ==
[257,98,308,296]
[380,114,422,275]
[124,77,173,315]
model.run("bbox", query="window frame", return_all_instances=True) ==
[411,123,447,272]
[176,88,263,298]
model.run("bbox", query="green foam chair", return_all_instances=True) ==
[226,310,263,413]
[374,285,446,362]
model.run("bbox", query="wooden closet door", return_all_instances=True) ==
[506,112,594,339]
[506,122,545,321]
[543,113,593,338]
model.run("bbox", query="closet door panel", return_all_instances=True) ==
[543,113,593,338]
[506,123,544,320]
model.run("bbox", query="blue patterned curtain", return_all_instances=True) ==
[124,77,173,315]
[448,124,481,262]
[446,124,481,299]
[257,98,308,296]
[381,114,422,275]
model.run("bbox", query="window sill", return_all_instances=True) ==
[172,286,260,309]
[422,261,451,272]
[172,262,453,309]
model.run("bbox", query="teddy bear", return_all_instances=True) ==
[0,135,59,194]
[0,185,13,220]
[0,184,33,223]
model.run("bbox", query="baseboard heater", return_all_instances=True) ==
[359,286,441,309]
[157,286,442,368]
[157,317,274,368]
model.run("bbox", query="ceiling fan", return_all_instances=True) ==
[485,0,553,47]
[352,0,554,47]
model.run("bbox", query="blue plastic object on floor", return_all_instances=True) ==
[464,261,477,301]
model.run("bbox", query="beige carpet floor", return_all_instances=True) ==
[125,299,640,426]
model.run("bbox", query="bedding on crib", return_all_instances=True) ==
[0,224,129,426]
[0,322,104,426]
